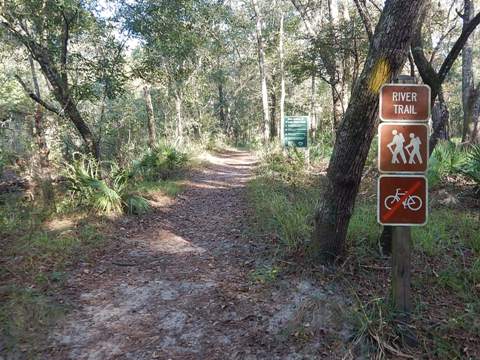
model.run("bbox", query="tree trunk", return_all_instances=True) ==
[312,0,427,262]
[218,82,231,136]
[270,89,277,139]
[252,0,270,142]
[143,85,157,148]
[29,56,50,169]
[174,88,183,141]
[462,0,475,142]
[431,91,450,148]
[30,43,99,159]
[279,11,286,141]
[328,0,346,130]
[310,72,317,138]
[471,97,480,142]
[29,55,54,207]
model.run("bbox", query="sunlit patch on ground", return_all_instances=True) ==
[146,229,206,254]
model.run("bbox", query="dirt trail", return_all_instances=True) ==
[48,150,350,360]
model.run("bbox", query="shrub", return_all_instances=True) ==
[428,141,468,186]
[309,132,334,162]
[459,144,480,191]
[258,146,307,185]
[64,154,149,215]
[134,143,188,180]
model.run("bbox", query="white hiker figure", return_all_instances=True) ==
[405,132,423,164]
[387,129,407,164]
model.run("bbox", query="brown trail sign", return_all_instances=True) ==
[378,123,428,173]
[380,84,431,121]
[378,175,427,226]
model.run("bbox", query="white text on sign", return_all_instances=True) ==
[392,92,418,115]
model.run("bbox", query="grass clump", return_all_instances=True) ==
[248,146,317,255]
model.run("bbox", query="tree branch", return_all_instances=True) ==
[60,11,70,85]
[14,75,62,116]
[289,0,316,37]
[438,11,480,84]
[353,0,373,43]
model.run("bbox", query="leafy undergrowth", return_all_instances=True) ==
[0,155,189,357]
[247,145,480,359]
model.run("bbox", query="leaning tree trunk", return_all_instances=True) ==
[30,45,99,159]
[312,0,427,262]
[143,85,157,149]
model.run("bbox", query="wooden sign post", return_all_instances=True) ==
[378,77,430,319]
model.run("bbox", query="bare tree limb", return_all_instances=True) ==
[14,75,62,116]
[429,24,458,63]
[438,11,480,84]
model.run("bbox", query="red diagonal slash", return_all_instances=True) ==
[383,180,422,221]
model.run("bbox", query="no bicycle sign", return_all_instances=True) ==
[378,175,427,226]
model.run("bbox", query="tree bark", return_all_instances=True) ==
[29,55,50,170]
[269,89,277,139]
[328,0,346,130]
[312,0,427,262]
[279,11,286,141]
[174,88,183,141]
[143,85,157,149]
[310,72,317,138]
[462,0,475,142]
[252,0,270,142]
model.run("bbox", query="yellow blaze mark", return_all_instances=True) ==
[368,58,391,94]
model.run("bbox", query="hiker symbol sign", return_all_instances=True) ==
[378,123,428,173]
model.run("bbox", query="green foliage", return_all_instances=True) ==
[134,180,184,198]
[428,141,468,186]
[134,143,189,181]
[257,145,307,185]
[250,265,280,284]
[248,177,314,253]
[459,144,480,189]
[64,153,150,215]
[309,134,334,162]
[347,201,380,258]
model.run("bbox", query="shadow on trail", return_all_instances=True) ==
[47,149,350,360]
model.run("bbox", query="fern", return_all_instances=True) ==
[63,153,150,215]
[460,144,480,187]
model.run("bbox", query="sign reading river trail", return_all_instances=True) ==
[283,116,308,148]
[380,84,431,121]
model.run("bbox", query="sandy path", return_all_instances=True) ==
[47,150,349,360]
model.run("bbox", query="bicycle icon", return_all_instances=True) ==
[384,188,422,211]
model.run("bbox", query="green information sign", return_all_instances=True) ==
[283,116,309,148]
